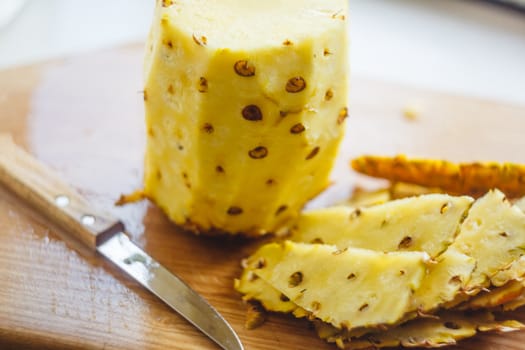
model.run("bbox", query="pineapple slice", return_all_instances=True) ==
[144,0,349,235]
[351,155,525,198]
[250,241,430,330]
[449,190,525,293]
[291,194,473,258]
[322,311,524,349]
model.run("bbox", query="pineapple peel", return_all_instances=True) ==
[351,155,525,198]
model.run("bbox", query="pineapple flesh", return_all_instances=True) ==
[249,241,430,330]
[291,194,473,258]
[449,189,525,292]
[144,0,349,235]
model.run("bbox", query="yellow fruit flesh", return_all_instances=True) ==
[144,0,349,235]
[413,249,475,311]
[292,194,473,258]
[450,190,525,292]
[250,241,429,330]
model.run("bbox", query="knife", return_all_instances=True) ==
[0,134,244,350]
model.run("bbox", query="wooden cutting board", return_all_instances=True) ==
[1,45,525,350]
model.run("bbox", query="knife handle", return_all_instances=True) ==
[0,134,123,249]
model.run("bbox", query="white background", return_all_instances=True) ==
[0,0,524,105]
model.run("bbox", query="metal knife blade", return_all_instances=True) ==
[98,232,243,350]
[0,134,244,350]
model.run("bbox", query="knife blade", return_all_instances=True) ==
[0,134,244,350]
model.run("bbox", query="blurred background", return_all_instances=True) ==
[0,0,524,104]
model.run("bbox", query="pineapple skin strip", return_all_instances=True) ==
[351,154,525,198]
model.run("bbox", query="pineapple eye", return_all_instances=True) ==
[254,257,266,269]
[499,232,509,237]
[215,165,224,173]
[282,39,293,46]
[324,89,334,101]
[266,178,276,186]
[440,202,450,214]
[192,33,207,46]
[323,48,332,56]
[310,238,324,244]
[347,273,356,280]
[227,206,243,215]
[234,60,256,77]
[358,303,369,312]
[448,275,462,285]
[349,208,362,220]
[285,77,306,93]
[161,0,173,7]
[337,107,348,125]
[242,105,263,121]
[198,77,208,92]
[249,146,268,159]
[332,248,348,256]
[143,89,148,101]
[202,123,214,133]
[288,271,303,287]
[305,146,320,160]
[310,301,321,312]
[275,205,288,216]
[279,293,290,302]
[398,236,413,249]
[290,123,306,134]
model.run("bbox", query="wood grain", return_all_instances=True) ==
[0,135,122,249]
[0,45,524,350]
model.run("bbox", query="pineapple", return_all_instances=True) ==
[250,241,430,330]
[143,0,349,235]
[291,194,473,258]
[325,311,524,349]
[351,155,525,198]
[449,190,525,293]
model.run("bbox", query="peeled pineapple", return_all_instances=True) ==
[143,0,349,235]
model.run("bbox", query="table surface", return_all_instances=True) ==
[1,44,525,350]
